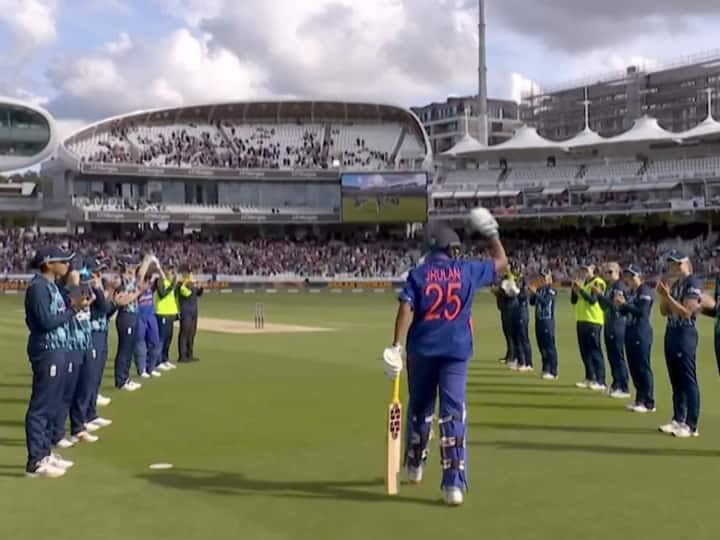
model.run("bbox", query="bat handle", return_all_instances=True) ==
[391,375,401,404]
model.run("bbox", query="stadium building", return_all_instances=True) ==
[412,96,520,154]
[522,51,720,140]
[42,101,431,233]
[0,97,58,218]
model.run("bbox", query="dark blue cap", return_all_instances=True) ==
[30,246,75,270]
[665,249,689,263]
[428,223,461,251]
[623,264,642,277]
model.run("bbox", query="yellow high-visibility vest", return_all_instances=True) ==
[575,277,605,325]
[155,278,179,316]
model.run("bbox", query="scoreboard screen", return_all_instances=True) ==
[341,172,428,223]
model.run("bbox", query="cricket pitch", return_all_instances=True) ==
[198,317,333,335]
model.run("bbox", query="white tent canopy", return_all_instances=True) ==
[679,115,720,141]
[606,115,680,145]
[562,126,607,149]
[441,134,486,156]
[492,125,562,151]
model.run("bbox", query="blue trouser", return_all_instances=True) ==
[157,314,176,364]
[405,355,468,490]
[577,322,605,384]
[52,350,85,444]
[664,329,700,431]
[86,331,109,422]
[604,321,629,392]
[115,311,138,387]
[25,350,68,472]
[535,319,558,376]
[625,328,654,408]
[135,312,161,375]
[500,308,514,360]
[511,316,532,367]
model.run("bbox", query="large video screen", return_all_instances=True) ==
[341,172,428,223]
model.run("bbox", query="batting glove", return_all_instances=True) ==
[469,207,499,239]
[383,344,404,380]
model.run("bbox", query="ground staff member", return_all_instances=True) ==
[596,262,630,398]
[571,263,607,391]
[657,250,703,438]
[178,268,203,363]
[529,270,558,380]
[24,247,88,478]
[616,265,655,413]
[156,264,179,369]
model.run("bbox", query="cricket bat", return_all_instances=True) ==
[385,374,402,495]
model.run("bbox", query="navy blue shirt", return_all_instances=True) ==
[598,280,627,327]
[514,278,530,322]
[25,275,74,357]
[60,286,92,351]
[118,276,138,314]
[90,287,115,333]
[620,283,654,339]
[666,275,703,332]
[400,253,496,361]
[530,285,557,323]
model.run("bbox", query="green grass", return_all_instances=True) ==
[1,291,720,539]
[342,195,427,222]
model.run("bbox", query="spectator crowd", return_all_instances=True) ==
[2,224,719,279]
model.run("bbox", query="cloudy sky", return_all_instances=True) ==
[3,0,720,138]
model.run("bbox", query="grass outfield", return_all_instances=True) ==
[342,195,427,222]
[1,291,720,540]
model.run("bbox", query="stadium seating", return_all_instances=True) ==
[67,120,420,172]
[582,161,643,183]
[444,168,502,186]
[505,164,581,186]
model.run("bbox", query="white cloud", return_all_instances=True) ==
[0,0,58,58]
[55,118,89,140]
[103,32,133,55]
[510,73,538,104]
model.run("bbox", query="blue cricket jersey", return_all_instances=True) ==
[531,285,557,323]
[621,283,654,339]
[666,275,703,332]
[400,253,496,361]
[119,276,139,314]
[25,275,74,357]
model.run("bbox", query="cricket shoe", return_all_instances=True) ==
[518,365,534,373]
[89,417,112,428]
[157,363,172,371]
[541,373,558,381]
[508,362,519,371]
[26,457,66,479]
[96,394,111,407]
[672,425,699,438]
[120,381,141,392]
[589,383,607,392]
[630,404,655,414]
[575,380,591,389]
[658,420,681,435]
[84,421,101,433]
[70,431,99,444]
[442,487,464,507]
[609,389,631,399]
[407,465,424,484]
[164,362,177,370]
[49,452,74,470]
[55,438,75,449]
[140,372,151,379]
[151,370,162,378]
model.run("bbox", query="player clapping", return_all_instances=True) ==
[382,208,507,506]
[529,270,558,380]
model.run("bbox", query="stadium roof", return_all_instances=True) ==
[603,115,680,146]
[562,127,606,149]
[441,133,486,156]
[679,115,720,141]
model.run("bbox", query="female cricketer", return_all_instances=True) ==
[382,208,507,506]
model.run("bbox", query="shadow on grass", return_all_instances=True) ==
[0,437,25,447]
[138,468,441,507]
[470,440,720,458]
[0,464,26,478]
[467,381,582,391]
[466,388,580,397]
[0,383,27,389]
[469,401,620,411]
[0,398,26,405]
[471,421,650,436]
[0,419,25,428]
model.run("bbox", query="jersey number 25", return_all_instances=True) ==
[424,282,462,321]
